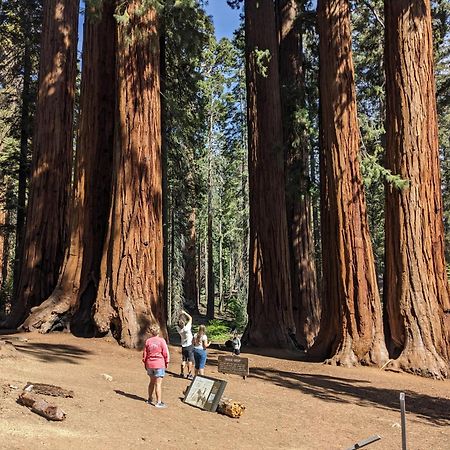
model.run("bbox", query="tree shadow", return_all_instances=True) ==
[114,389,146,403]
[250,367,450,426]
[3,337,92,364]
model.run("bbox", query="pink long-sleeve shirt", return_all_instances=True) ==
[142,336,170,369]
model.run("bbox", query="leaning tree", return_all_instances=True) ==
[384,0,450,378]
[308,0,388,366]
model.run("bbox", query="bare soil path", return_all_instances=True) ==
[1,331,449,449]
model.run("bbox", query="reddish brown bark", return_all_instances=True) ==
[6,0,80,328]
[21,1,116,335]
[308,0,388,366]
[277,0,320,348]
[93,3,165,348]
[243,0,295,348]
[384,0,450,378]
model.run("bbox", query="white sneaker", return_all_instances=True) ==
[155,402,167,409]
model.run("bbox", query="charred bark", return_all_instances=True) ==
[21,1,116,336]
[384,0,450,378]
[6,0,80,328]
[277,0,320,348]
[308,0,388,366]
[243,0,295,348]
[93,3,165,348]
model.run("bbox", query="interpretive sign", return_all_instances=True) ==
[218,355,249,378]
[183,375,227,412]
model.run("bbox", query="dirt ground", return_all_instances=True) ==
[1,331,449,450]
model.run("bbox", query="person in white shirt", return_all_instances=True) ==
[176,309,194,379]
[193,325,210,376]
[231,332,241,356]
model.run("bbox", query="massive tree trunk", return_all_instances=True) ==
[93,3,165,348]
[308,0,388,366]
[384,0,450,378]
[243,0,295,348]
[277,0,320,349]
[21,0,116,335]
[5,0,80,328]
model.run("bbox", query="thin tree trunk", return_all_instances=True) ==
[93,3,164,348]
[6,0,80,328]
[277,0,320,348]
[308,0,388,366]
[243,0,295,348]
[384,0,450,378]
[14,38,32,295]
[21,0,116,335]
[183,207,199,314]
[218,218,223,314]
[206,165,214,319]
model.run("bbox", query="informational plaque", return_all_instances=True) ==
[218,355,249,378]
[183,375,227,412]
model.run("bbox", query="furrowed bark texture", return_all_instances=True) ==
[384,0,450,378]
[277,0,320,348]
[93,4,165,348]
[243,0,295,348]
[21,1,116,335]
[308,0,388,366]
[7,0,79,328]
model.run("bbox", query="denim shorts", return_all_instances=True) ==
[193,348,207,369]
[146,368,165,378]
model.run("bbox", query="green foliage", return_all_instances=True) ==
[201,319,231,343]
[253,47,271,77]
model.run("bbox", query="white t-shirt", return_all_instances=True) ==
[177,323,193,347]
[193,333,208,350]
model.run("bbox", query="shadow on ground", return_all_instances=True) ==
[248,367,450,426]
[114,389,146,403]
[1,334,92,364]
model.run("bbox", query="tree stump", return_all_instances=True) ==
[18,392,66,421]
[217,397,245,418]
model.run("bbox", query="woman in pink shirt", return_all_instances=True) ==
[142,324,170,408]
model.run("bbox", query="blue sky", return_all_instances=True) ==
[204,1,242,38]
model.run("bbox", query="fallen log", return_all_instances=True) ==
[18,392,66,421]
[217,397,245,418]
[24,382,74,398]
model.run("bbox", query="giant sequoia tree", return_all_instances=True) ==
[21,0,116,334]
[384,0,450,378]
[93,3,165,348]
[5,0,79,327]
[308,0,388,366]
[277,0,320,348]
[243,0,295,348]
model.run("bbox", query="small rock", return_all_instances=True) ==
[101,373,113,382]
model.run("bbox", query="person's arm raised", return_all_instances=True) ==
[181,309,192,326]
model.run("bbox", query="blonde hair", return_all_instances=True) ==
[194,325,206,346]
[149,323,160,336]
